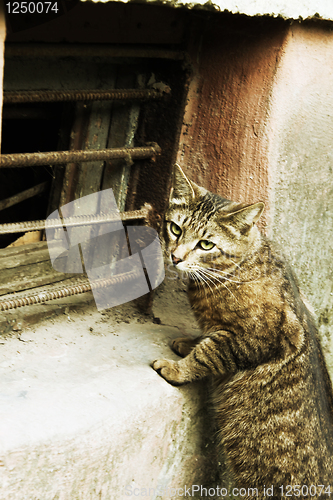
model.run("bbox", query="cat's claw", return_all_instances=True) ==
[151,359,185,386]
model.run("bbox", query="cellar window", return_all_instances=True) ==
[0,43,189,326]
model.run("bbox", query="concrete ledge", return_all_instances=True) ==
[0,299,219,499]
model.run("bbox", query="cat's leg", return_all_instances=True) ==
[171,336,202,357]
[152,333,233,385]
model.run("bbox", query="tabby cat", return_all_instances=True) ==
[152,164,333,498]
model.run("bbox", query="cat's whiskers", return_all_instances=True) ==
[189,265,239,302]
[195,268,217,295]
[203,268,241,285]
[205,266,241,280]
[197,267,239,302]
[188,269,210,297]
[204,266,261,284]
[188,270,200,287]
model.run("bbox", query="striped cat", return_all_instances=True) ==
[152,164,333,498]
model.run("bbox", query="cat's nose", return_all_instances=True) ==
[171,254,183,266]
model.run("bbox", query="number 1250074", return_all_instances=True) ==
[6,2,59,14]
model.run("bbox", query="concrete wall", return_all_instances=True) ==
[267,23,333,370]
[177,17,333,373]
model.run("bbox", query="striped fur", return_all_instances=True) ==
[152,165,333,497]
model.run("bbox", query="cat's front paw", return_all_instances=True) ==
[151,359,186,386]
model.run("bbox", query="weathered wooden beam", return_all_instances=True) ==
[0,181,48,212]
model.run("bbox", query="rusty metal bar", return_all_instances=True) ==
[0,271,140,311]
[0,181,48,212]
[0,206,151,235]
[3,88,170,105]
[5,43,185,61]
[0,144,161,168]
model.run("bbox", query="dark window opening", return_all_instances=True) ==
[1,102,64,246]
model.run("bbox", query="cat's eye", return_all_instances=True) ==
[170,222,182,237]
[199,240,215,251]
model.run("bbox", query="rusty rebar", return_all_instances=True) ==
[0,271,140,311]
[3,88,170,104]
[0,144,161,168]
[0,206,151,235]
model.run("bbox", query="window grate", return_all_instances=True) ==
[0,42,188,319]
[0,271,142,312]
[0,206,151,235]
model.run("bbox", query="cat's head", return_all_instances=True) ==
[162,164,264,278]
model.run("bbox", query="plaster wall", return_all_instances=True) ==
[177,15,288,229]
[267,23,333,370]
[178,17,333,374]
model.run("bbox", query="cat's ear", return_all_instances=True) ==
[225,202,265,233]
[170,164,205,202]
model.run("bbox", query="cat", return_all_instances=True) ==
[152,164,333,499]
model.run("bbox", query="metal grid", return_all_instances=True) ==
[0,49,170,309]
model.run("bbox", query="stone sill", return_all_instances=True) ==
[0,289,219,499]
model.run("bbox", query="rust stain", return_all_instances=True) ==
[178,16,289,232]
